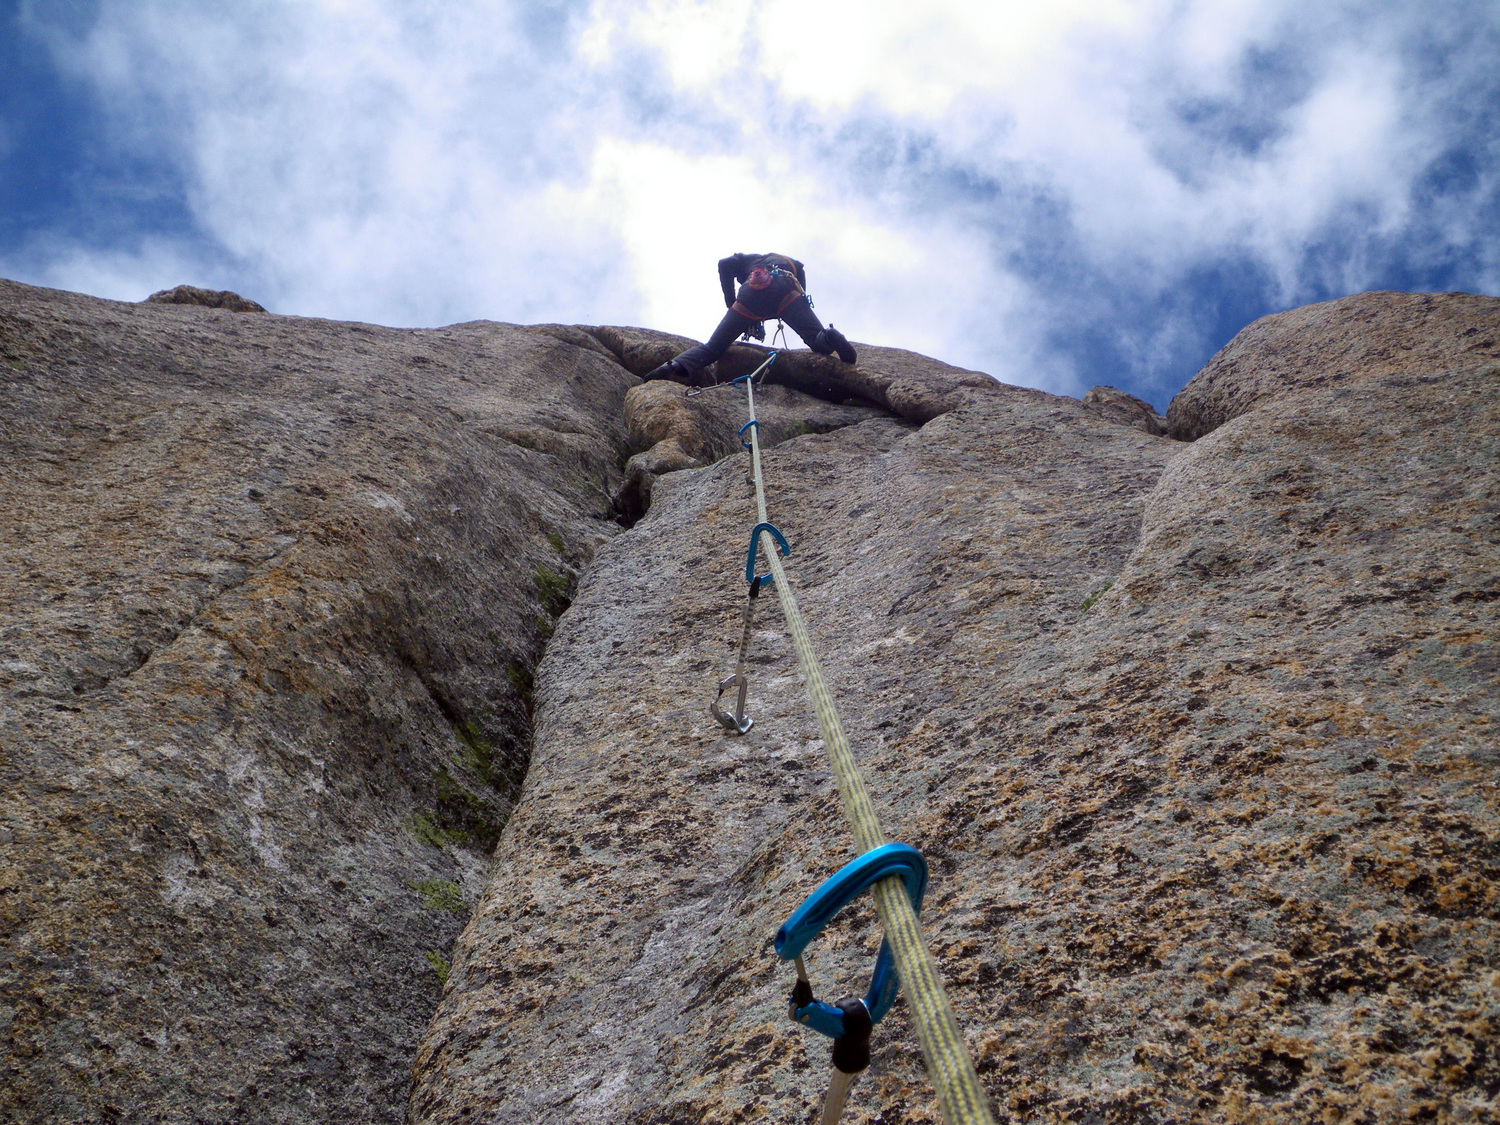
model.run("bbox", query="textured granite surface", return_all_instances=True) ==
[413,297,1497,1123]
[3,278,1495,1124]
[1165,291,1500,440]
[0,279,637,1124]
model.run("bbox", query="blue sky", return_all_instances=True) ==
[3,1,1497,411]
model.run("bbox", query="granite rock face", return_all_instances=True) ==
[0,278,642,1125]
[145,284,269,313]
[1165,290,1500,440]
[0,280,894,1125]
[3,279,1496,1125]
[615,377,886,521]
[413,293,1498,1123]
[1082,385,1167,435]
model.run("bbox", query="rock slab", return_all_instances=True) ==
[413,294,1499,1123]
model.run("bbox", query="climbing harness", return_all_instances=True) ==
[710,359,996,1125]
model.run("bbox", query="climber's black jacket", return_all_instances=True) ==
[718,253,808,307]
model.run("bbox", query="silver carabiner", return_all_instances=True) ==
[710,673,752,734]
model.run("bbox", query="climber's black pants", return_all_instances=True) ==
[673,289,831,377]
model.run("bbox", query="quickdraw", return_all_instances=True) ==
[707,343,993,1125]
[684,349,778,398]
[709,521,788,734]
[776,844,928,1124]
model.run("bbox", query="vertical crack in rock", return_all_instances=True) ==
[5,280,1497,1125]
[411,295,1499,1123]
[0,280,642,1125]
[409,380,1184,1122]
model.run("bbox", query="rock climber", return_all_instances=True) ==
[644,252,857,382]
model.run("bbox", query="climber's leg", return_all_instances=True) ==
[781,296,857,364]
[644,307,758,381]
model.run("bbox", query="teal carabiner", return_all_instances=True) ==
[744,522,790,590]
[775,843,928,1038]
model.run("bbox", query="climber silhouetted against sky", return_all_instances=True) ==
[645,252,858,382]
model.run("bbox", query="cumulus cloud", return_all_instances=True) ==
[4,0,1497,406]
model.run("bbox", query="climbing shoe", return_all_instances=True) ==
[821,325,857,364]
[643,358,683,382]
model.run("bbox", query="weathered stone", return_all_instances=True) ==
[583,325,701,381]
[1165,290,1500,440]
[584,323,1005,424]
[0,278,637,1125]
[1082,384,1167,435]
[5,276,1497,1125]
[615,379,887,521]
[412,308,1498,1122]
[144,284,268,313]
[707,340,1007,424]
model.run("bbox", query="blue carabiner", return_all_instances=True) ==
[775,843,928,1037]
[744,522,790,590]
[739,419,760,448]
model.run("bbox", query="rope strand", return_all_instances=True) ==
[735,368,996,1125]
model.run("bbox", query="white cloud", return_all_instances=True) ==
[8,0,1498,406]
[2,236,219,305]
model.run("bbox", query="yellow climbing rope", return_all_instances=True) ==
[734,363,996,1125]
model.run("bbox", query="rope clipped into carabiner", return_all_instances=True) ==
[715,358,996,1125]
[775,844,928,1120]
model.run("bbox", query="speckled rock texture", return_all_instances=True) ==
[1082,386,1167,436]
[4,279,1496,1125]
[0,279,904,1125]
[1164,291,1500,440]
[0,277,645,1125]
[412,294,1498,1124]
[615,379,885,521]
[145,284,269,314]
